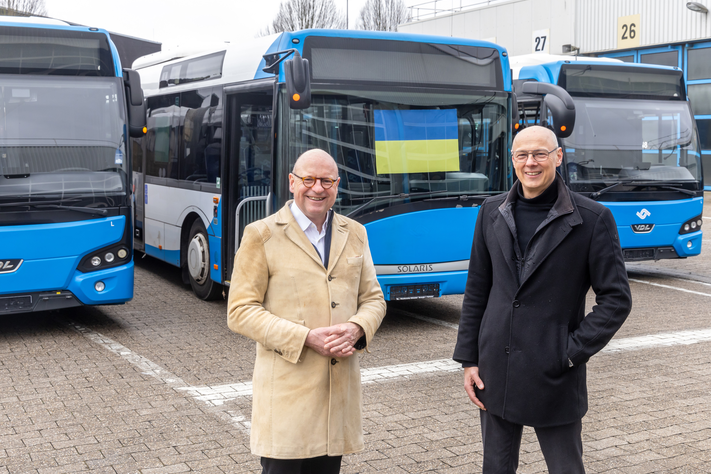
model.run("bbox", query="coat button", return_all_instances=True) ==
[331,302,337,308]
[328,275,333,281]
[505,346,510,354]
[331,358,338,365]
[512,300,520,308]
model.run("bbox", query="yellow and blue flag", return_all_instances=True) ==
[374,109,460,175]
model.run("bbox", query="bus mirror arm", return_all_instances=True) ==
[521,82,575,138]
[123,68,147,138]
[511,92,521,134]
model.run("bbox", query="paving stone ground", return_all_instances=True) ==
[2,196,711,473]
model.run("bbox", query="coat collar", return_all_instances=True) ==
[275,201,349,273]
[491,174,583,287]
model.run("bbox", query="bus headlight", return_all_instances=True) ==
[105,252,115,263]
[680,215,703,235]
[91,256,101,267]
[117,249,128,259]
[95,281,105,292]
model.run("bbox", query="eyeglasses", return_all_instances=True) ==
[292,173,337,189]
[512,147,560,162]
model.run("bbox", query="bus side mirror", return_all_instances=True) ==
[123,68,147,138]
[521,82,575,138]
[284,51,311,109]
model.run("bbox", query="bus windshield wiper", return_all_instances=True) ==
[657,185,697,196]
[0,197,83,208]
[589,181,626,200]
[423,192,501,202]
[346,190,450,217]
[590,180,698,200]
[33,204,108,216]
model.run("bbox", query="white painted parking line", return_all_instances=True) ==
[66,321,251,432]
[177,358,464,406]
[68,322,189,387]
[69,300,711,427]
[629,278,711,298]
[602,328,711,352]
[671,277,711,288]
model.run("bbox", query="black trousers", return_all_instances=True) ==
[480,410,585,474]
[261,455,342,474]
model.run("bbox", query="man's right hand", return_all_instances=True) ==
[305,327,335,357]
[464,366,486,410]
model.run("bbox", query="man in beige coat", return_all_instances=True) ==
[228,149,386,474]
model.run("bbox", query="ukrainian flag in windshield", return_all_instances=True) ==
[374,109,459,175]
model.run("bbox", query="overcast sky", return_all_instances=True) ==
[42,0,462,49]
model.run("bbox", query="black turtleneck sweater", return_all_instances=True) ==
[514,180,558,255]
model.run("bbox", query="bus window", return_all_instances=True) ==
[180,87,222,183]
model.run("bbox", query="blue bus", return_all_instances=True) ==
[513,55,703,261]
[131,30,573,301]
[0,17,146,314]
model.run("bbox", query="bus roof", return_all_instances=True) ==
[0,15,70,26]
[134,29,512,93]
[513,54,680,82]
[0,17,123,76]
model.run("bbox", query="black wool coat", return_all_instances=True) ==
[454,175,632,427]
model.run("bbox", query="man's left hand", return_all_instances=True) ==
[324,322,365,358]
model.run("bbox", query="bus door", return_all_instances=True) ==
[223,82,275,281]
[132,134,146,252]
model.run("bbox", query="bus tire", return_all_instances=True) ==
[187,219,222,300]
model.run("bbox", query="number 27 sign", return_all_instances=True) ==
[532,29,550,54]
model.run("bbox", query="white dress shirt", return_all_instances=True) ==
[290,203,330,264]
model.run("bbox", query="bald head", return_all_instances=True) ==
[293,149,338,176]
[511,125,562,199]
[512,126,558,151]
[289,149,340,230]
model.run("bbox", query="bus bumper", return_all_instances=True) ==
[377,270,468,301]
[68,261,134,305]
[622,230,702,261]
[0,262,134,315]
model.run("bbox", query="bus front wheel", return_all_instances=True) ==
[187,219,222,300]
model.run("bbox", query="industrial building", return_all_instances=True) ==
[400,0,711,186]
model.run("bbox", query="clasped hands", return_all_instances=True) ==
[305,322,364,358]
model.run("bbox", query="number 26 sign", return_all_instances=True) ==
[618,14,641,48]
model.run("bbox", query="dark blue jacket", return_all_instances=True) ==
[454,175,632,427]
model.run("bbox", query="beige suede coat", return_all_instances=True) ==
[227,201,386,459]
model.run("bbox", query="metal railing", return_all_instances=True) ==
[407,0,506,22]
[234,190,271,254]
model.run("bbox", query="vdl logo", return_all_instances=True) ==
[636,209,651,220]
[0,259,23,274]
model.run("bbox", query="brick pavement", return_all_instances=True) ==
[1,195,711,472]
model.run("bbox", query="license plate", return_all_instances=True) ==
[623,249,655,260]
[390,284,440,300]
[0,295,33,312]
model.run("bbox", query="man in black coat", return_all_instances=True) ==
[454,125,632,473]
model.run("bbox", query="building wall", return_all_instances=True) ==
[576,0,711,54]
[399,0,576,56]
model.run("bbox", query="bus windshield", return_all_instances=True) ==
[279,87,509,217]
[0,75,127,203]
[564,97,702,191]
